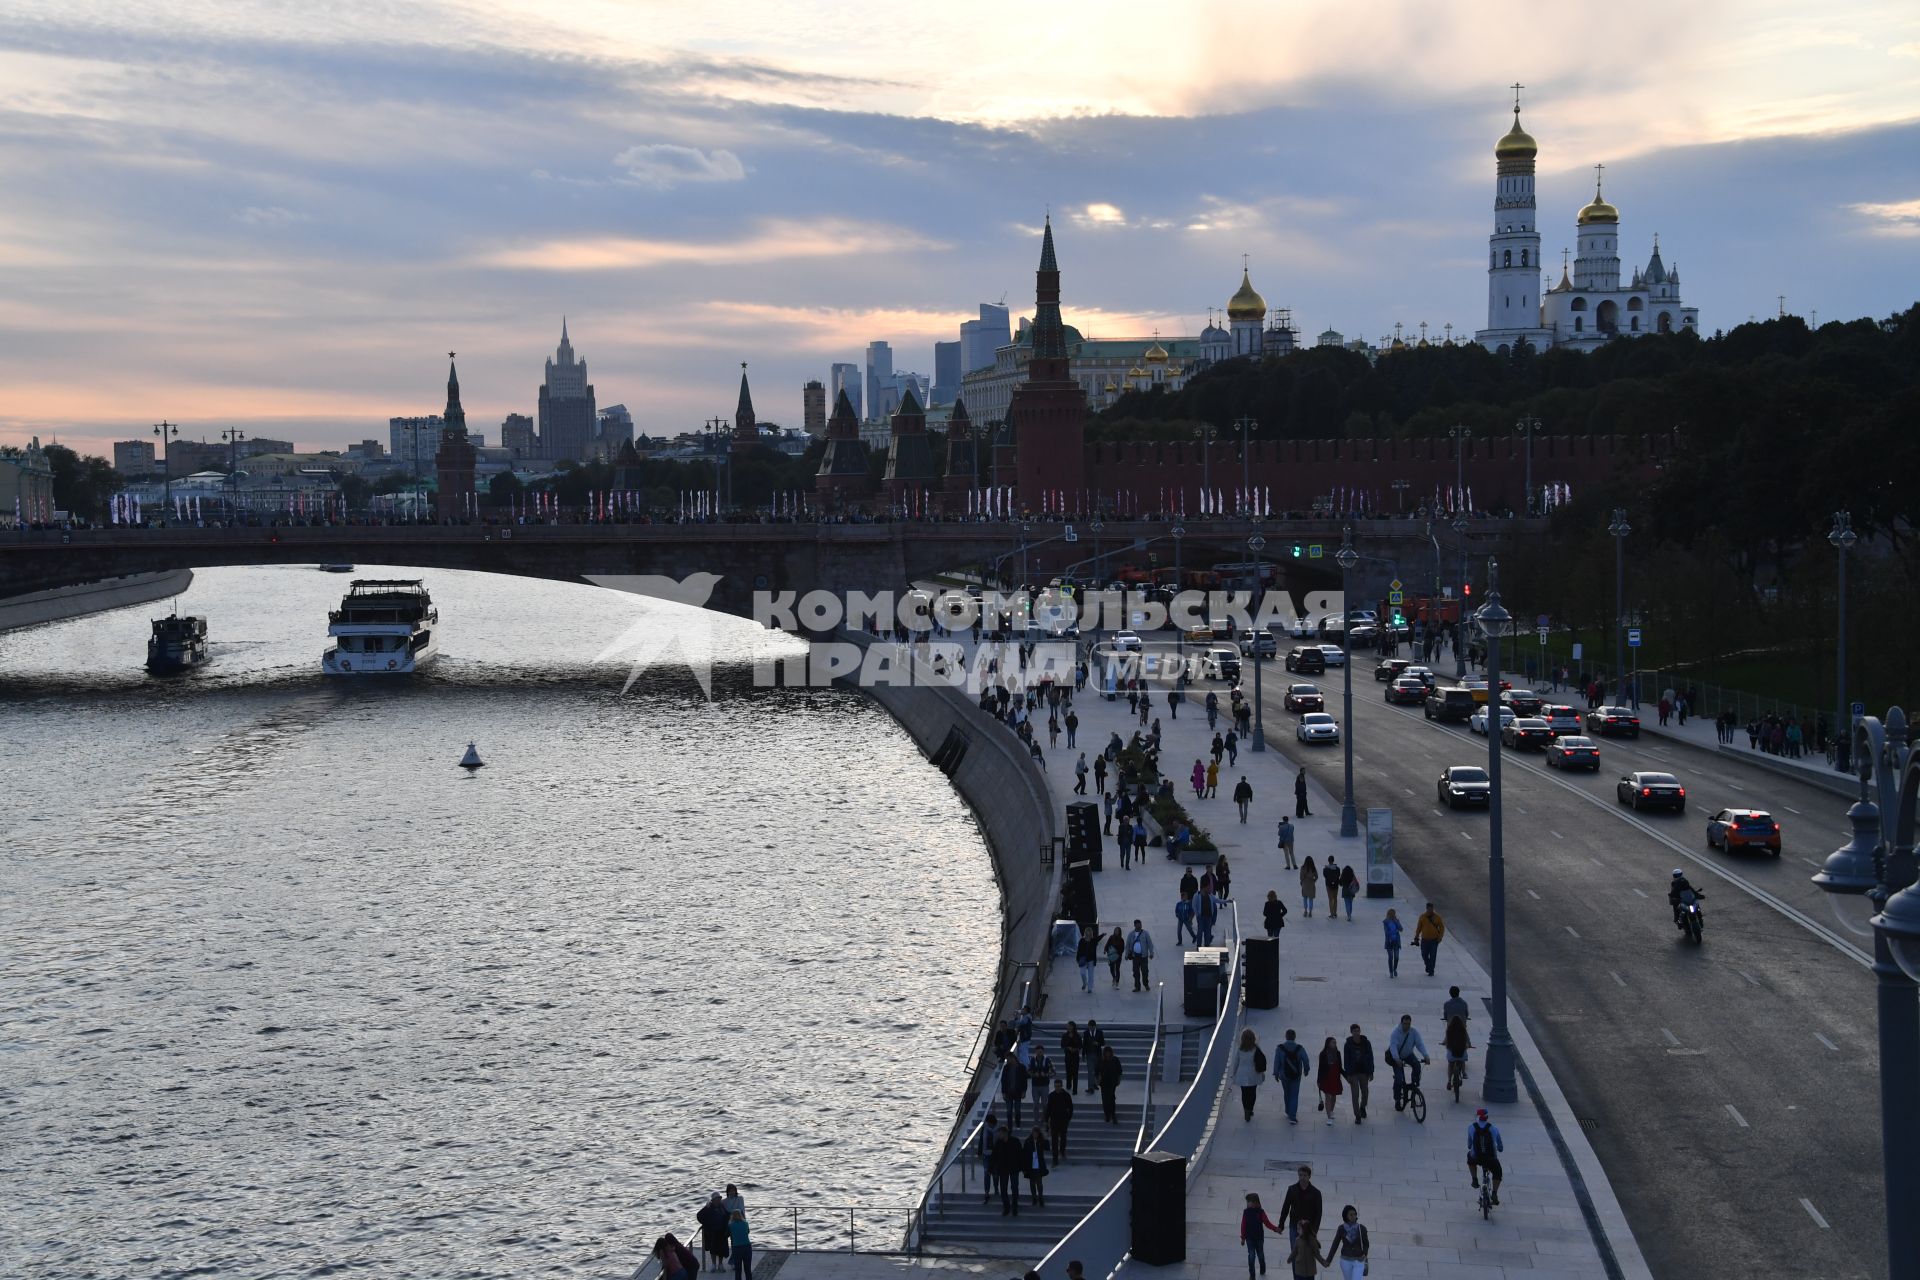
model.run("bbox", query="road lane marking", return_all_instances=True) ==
[1565,925,1581,938]
[1610,971,1627,987]
[1632,888,1648,898]
[1814,1032,1839,1052]
[1403,787,1415,795]
[1737,969,1760,987]
[1801,1199,1829,1229]
[1725,1104,1749,1129]
[1785,805,1802,814]
[1551,830,1566,840]
[1802,858,1822,869]
[1588,856,1604,867]
[1526,889,1541,899]
[1461,830,1474,839]
[1660,1027,1680,1045]
[1515,805,1528,814]
[1433,808,1446,816]
[1726,783,1744,791]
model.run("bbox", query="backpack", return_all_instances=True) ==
[1280,1042,1308,1080]
[1253,1046,1268,1074]
[1472,1123,1496,1160]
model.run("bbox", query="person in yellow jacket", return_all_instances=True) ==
[1206,758,1220,797]
[1414,902,1447,976]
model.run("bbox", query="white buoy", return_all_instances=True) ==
[458,742,485,770]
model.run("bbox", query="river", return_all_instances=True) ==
[0,565,998,1279]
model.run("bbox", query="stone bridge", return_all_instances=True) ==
[0,517,1530,619]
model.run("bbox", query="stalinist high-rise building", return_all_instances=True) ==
[537,319,596,462]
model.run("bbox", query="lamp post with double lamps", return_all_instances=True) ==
[1607,508,1632,699]
[1448,423,1469,513]
[1475,559,1520,1104]
[1514,415,1539,515]
[1811,708,1920,1279]
[1451,517,1469,679]
[1171,523,1186,664]
[1248,531,1268,752]
[1335,527,1360,838]
[1195,424,1217,516]
[153,420,179,510]
[1831,511,1857,770]
[222,428,246,516]
[1234,416,1257,515]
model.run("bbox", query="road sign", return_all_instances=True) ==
[1538,627,1548,645]
[1309,544,1324,559]
[1063,525,1078,542]
[1572,642,1583,660]
[1627,628,1642,648]
[1536,614,1550,627]
[1389,578,1403,591]
[1388,591,1404,605]
[1852,701,1865,718]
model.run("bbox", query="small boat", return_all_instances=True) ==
[458,742,485,770]
[317,563,356,573]
[322,579,439,675]
[147,614,210,674]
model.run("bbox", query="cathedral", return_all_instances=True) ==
[1474,94,1698,355]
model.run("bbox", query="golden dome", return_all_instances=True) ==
[1226,269,1267,322]
[1104,380,1118,393]
[1577,188,1620,225]
[1144,341,1168,361]
[1127,366,1149,378]
[1495,112,1536,159]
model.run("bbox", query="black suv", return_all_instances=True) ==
[1285,646,1327,674]
[1424,687,1476,723]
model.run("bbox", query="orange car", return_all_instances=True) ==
[1706,808,1782,856]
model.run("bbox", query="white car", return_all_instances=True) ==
[1317,644,1347,667]
[1297,712,1341,743]
[1469,705,1517,736]
[1112,630,1143,651]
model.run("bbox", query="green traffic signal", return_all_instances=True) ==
[1291,544,1302,558]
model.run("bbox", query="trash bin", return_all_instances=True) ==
[1182,950,1221,1017]
[1244,935,1279,1009]
[1066,800,1102,872]
[1130,1149,1187,1264]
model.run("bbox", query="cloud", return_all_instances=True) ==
[1073,202,1128,228]
[1849,197,1920,235]
[613,142,746,187]
[235,205,308,225]
[475,218,948,271]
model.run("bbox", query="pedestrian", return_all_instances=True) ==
[1206,691,1221,730]
[1415,901,1446,975]
[1119,815,1134,870]
[1263,889,1289,939]
[1207,758,1220,798]
[1093,753,1108,793]
[654,1234,700,1280]
[1299,855,1318,917]
[1196,886,1218,946]
[1083,1020,1105,1094]
[1330,1206,1370,1280]
[1104,926,1126,989]
[1126,918,1155,991]
[1225,728,1239,766]
[1276,1164,1323,1247]
[1342,1023,1375,1124]
[1000,1048,1029,1129]
[1097,1045,1124,1123]
[1062,1020,1083,1091]
[1074,752,1088,795]
[1046,1078,1074,1163]
[1215,853,1233,901]
[1274,1029,1310,1124]
[1029,1044,1053,1114]
[727,1212,754,1280]
[1277,815,1297,869]
[1286,1225,1331,1280]
[1339,863,1360,921]
[1191,758,1207,800]
[1322,858,1341,923]
[1233,1026,1268,1121]
[1241,1192,1282,1280]
[696,1192,731,1272]
[1234,775,1254,822]
[1175,892,1196,945]
[1071,928,1096,992]
[1167,689,1181,719]
[1065,709,1078,746]
[1023,1123,1050,1206]
[722,1184,745,1220]
[1295,766,1311,817]
[1102,788,1115,835]
[1315,1036,1344,1125]
[1133,818,1148,866]
[1382,907,1404,977]
[991,1123,1022,1217]
[1386,1014,1432,1109]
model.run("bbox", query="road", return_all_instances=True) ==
[1256,652,1887,1280]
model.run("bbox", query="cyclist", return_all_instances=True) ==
[1441,985,1470,1027]
[1467,1108,1504,1205]
[1385,1015,1431,1111]
[1442,1015,1474,1093]
[1667,869,1700,929]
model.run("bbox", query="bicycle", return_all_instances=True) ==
[1392,1075,1427,1123]
[1478,1172,1494,1220]
[1447,1055,1468,1103]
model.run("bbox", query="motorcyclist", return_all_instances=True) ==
[1667,869,1702,928]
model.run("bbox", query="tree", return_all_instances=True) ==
[486,471,524,508]
[41,444,121,520]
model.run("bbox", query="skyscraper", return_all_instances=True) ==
[830,362,863,420]
[864,341,893,424]
[802,380,827,436]
[931,340,962,406]
[538,319,597,462]
[960,303,1012,376]
[500,413,536,458]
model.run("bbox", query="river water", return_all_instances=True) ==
[0,566,999,1279]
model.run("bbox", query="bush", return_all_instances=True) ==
[1114,739,1216,853]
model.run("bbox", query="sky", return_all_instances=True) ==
[2,0,1918,458]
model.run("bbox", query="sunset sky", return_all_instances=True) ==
[2,0,1917,458]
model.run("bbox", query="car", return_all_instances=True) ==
[1287,615,1317,638]
[1238,629,1279,659]
[1185,624,1216,643]
[1374,658,1411,682]
[1284,682,1325,712]
[1317,644,1347,667]
[1540,704,1583,736]
[1469,705,1517,736]
[1297,712,1340,744]
[1202,645,1242,682]
[1544,735,1601,770]
[1386,676,1428,705]
[1501,716,1554,749]
[1347,623,1379,647]
[1586,705,1641,737]
[1285,647,1327,674]
[1617,771,1686,812]
[1707,808,1782,855]
[1462,678,1492,704]
[1403,665,1437,688]
[1438,765,1492,809]
[1501,688,1545,716]
[1112,630,1143,651]
[1424,687,1476,723]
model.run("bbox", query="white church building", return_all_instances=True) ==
[1475,96,1699,354]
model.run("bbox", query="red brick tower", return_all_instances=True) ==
[1010,216,1087,513]
[433,354,477,521]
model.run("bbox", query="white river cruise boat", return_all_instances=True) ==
[322,579,439,675]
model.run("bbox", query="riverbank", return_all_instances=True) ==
[0,568,192,632]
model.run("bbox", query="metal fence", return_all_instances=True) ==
[625,1204,917,1278]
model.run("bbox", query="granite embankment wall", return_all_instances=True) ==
[0,569,193,632]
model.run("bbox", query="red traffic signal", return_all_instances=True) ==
[1463,583,1473,596]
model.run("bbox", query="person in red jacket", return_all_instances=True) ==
[1240,1190,1282,1279]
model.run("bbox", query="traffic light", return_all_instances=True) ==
[1463,583,1473,597]
[1291,544,1302,558]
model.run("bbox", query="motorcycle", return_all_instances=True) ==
[1675,888,1706,943]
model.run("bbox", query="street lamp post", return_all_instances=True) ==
[1811,708,1920,1280]
[1195,424,1217,517]
[1234,417,1257,516]
[1249,531,1268,752]
[1392,479,1410,513]
[1515,415,1538,515]
[1476,558,1520,1105]
[1449,424,1469,514]
[221,427,246,518]
[1831,512,1857,770]
[1172,523,1185,663]
[153,420,178,511]
[1608,509,1631,699]
[1020,519,1032,588]
[1452,517,1469,679]
[1336,527,1360,838]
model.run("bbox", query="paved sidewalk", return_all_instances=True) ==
[1632,702,1857,787]
[1018,652,1652,1279]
